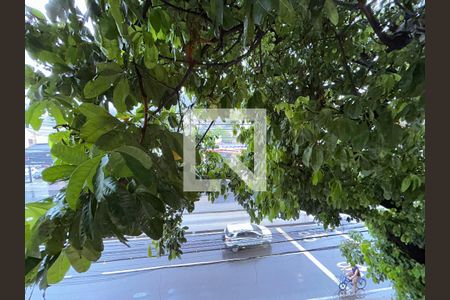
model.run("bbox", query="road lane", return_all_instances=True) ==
[27,222,394,300]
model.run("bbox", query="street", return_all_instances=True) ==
[26,207,394,300]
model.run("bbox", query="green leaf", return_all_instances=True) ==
[66,156,102,209]
[109,0,126,37]
[81,240,102,261]
[279,0,295,25]
[97,62,123,75]
[401,177,411,193]
[302,145,313,167]
[312,170,323,186]
[25,199,55,229]
[211,0,224,31]
[140,216,164,240]
[243,3,254,47]
[310,146,324,171]
[119,153,153,186]
[253,0,272,25]
[324,0,339,26]
[96,129,129,151]
[65,246,91,273]
[113,78,130,113]
[79,104,121,143]
[26,5,46,20]
[352,123,370,150]
[94,156,117,202]
[42,165,77,183]
[26,101,47,131]
[25,256,42,286]
[114,146,153,169]
[107,152,134,178]
[160,189,182,209]
[79,103,114,119]
[51,143,88,165]
[344,100,363,119]
[47,101,66,125]
[45,225,66,255]
[36,50,66,65]
[47,251,70,285]
[144,43,159,69]
[83,74,121,99]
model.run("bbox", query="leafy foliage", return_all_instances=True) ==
[25,0,425,298]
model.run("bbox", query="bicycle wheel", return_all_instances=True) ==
[357,278,367,289]
[338,281,347,291]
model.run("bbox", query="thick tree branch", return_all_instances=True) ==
[387,233,425,264]
[357,0,411,51]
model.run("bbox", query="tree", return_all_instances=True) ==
[25,0,425,298]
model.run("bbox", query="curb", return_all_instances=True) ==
[185,208,245,215]
[186,221,317,235]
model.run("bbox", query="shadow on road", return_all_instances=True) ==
[336,289,369,299]
[221,245,273,260]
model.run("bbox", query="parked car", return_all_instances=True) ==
[223,223,272,253]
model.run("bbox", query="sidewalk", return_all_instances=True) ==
[183,193,317,233]
[182,210,316,234]
[189,193,244,214]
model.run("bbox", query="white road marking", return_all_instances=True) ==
[66,227,361,279]
[67,248,325,278]
[276,227,340,285]
[100,255,269,275]
[305,287,393,300]
[333,229,352,241]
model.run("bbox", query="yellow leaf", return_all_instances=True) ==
[172,150,182,161]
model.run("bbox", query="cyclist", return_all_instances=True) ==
[347,264,361,293]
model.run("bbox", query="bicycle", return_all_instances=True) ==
[338,273,367,291]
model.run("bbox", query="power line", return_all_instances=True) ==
[101,224,366,253]
[96,228,368,264]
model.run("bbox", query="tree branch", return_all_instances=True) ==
[196,120,215,149]
[357,0,412,51]
[201,29,266,68]
[334,0,359,9]
[159,29,265,69]
[160,0,212,23]
[142,0,152,20]
[335,30,358,95]
[387,233,425,264]
[134,63,149,144]
[151,64,194,116]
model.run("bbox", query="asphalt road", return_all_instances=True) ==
[26,218,394,300]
